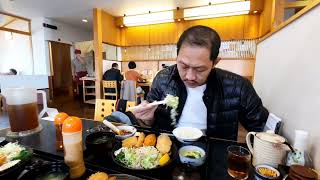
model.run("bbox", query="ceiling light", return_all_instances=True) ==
[253,10,258,14]
[123,11,174,27]
[185,10,249,20]
[184,1,250,20]
[82,19,88,23]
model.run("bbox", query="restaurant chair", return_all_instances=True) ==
[126,101,136,109]
[102,80,118,101]
[94,99,135,121]
[94,99,116,121]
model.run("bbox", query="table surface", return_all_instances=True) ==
[0,119,254,180]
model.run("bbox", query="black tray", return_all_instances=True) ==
[18,150,144,180]
[84,126,210,180]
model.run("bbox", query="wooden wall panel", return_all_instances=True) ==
[101,11,121,45]
[124,26,149,46]
[259,0,274,37]
[183,15,245,40]
[244,15,260,39]
[149,23,179,45]
[121,14,260,46]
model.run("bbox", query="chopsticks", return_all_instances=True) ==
[127,100,166,111]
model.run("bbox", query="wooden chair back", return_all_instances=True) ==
[126,101,136,110]
[102,80,118,101]
[94,99,117,121]
[94,99,136,121]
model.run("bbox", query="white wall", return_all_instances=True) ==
[0,31,33,75]
[254,4,320,170]
[43,18,92,44]
[32,17,49,75]
[31,17,92,75]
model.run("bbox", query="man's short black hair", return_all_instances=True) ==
[177,25,221,61]
[9,68,17,75]
[112,63,118,68]
[128,61,136,69]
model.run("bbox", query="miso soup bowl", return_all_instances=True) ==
[85,131,115,156]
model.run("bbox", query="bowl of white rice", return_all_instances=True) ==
[173,127,203,144]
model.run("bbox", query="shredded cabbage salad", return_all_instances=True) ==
[114,146,162,169]
[164,94,179,110]
[0,142,25,161]
[164,94,179,125]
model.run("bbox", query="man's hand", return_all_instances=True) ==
[133,101,157,127]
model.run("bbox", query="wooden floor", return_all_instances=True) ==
[0,96,247,142]
[48,96,95,119]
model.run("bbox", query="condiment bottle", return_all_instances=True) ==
[62,116,85,179]
[54,112,68,151]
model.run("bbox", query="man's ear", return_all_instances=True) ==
[213,57,221,67]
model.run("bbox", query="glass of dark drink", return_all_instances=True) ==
[227,145,251,179]
[3,87,43,137]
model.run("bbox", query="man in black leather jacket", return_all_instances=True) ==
[103,63,123,96]
[133,26,268,140]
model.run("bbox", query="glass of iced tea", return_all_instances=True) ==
[2,87,42,137]
[227,145,251,179]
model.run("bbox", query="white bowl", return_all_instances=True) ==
[179,145,206,167]
[173,127,203,144]
[115,125,137,140]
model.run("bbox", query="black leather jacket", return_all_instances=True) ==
[147,65,268,140]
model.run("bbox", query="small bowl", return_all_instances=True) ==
[255,164,280,180]
[85,131,115,156]
[179,145,206,167]
[115,125,137,140]
[173,127,203,144]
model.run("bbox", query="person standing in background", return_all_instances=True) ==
[124,61,144,82]
[72,49,87,98]
[72,49,87,85]
[103,63,123,95]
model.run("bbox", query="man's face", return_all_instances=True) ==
[177,44,216,88]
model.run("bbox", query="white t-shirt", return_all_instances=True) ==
[177,84,207,130]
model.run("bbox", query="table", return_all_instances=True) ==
[0,119,254,180]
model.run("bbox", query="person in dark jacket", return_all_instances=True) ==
[133,25,268,140]
[103,63,123,95]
